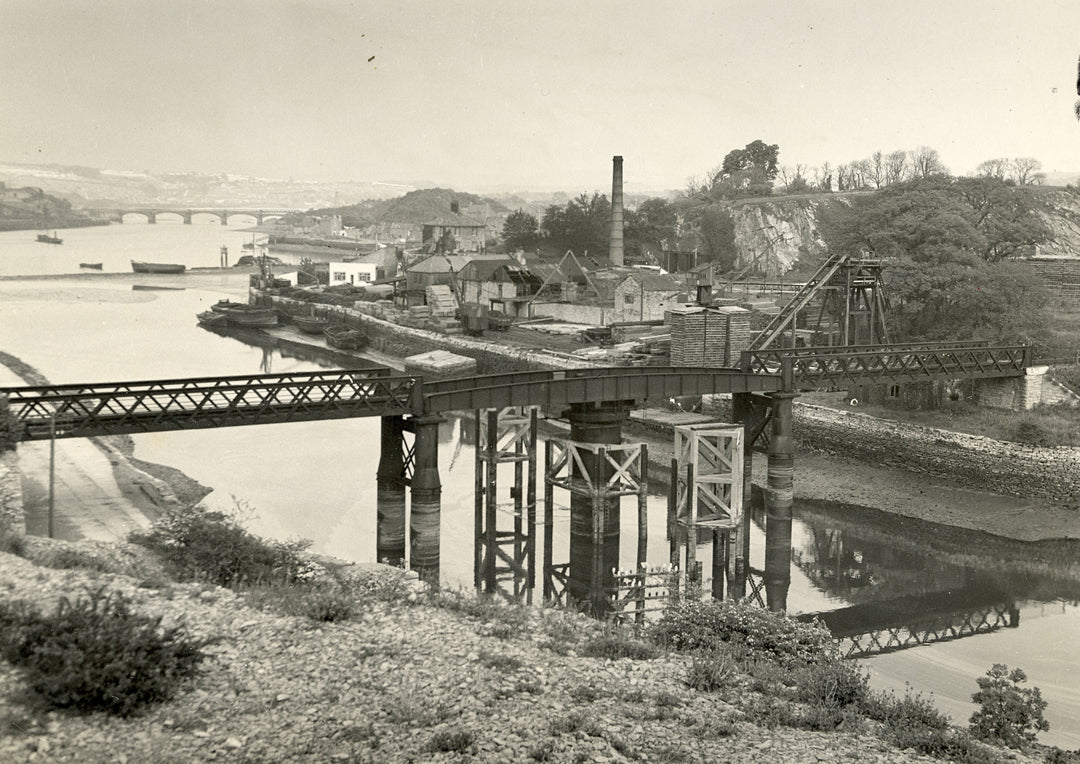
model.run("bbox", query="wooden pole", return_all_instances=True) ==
[48,413,55,539]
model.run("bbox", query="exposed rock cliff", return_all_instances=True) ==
[727,195,835,276]
[1032,188,1080,258]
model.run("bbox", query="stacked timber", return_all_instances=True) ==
[425,285,458,317]
[669,306,750,368]
[403,350,477,380]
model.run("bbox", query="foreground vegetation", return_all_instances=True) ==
[0,504,1074,762]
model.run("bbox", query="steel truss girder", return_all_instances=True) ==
[5,369,410,441]
[741,345,1027,391]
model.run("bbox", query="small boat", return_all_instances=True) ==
[210,299,249,313]
[79,262,103,270]
[132,260,186,274]
[323,324,368,350]
[36,232,63,244]
[196,310,229,327]
[293,313,331,335]
[216,305,279,327]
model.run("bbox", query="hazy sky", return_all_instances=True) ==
[3,0,1078,192]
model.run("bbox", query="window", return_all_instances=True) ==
[624,294,636,305]
[333,271,346,281]
[889,385,901,398]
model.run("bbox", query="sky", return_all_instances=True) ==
[2,0,1078,193]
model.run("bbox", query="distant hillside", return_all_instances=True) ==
[300,188,512,227]
[0,184,108,231]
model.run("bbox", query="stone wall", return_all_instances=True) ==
[527,301,608,326]
[793,402,1080,505]
[0,450,24,535]
[1023,257,1080,304]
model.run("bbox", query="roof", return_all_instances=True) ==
[619,272,683,291]
[459,256,522,281]
[407,255,473,274]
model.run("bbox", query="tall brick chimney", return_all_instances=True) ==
[609,155,624,266]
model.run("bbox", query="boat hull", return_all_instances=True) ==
[79,263,103,270]
[219,308,278,327]
[131,261,186,274]
[196,310,229,327]
[293,315,331,335]
[323,325,368,350]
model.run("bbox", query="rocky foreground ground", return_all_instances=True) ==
[0,536,1050,764]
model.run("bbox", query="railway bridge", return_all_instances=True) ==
[114,207,296,225]
[2,341,1029,614]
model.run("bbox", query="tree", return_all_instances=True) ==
[909,146,948,178]
[969,664,1049,748]
[501,209,539,251]
[695,139,780,200]
[976,157,1009,180]
[625,198,677,262]
[697,207,738,271]
[1009,157,1044,185]
[540,192,610,255]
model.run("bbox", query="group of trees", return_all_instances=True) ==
[818,174,1053,345]
[502,193,681,263]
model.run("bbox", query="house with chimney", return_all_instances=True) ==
[612,271,690,323]
[421,201,487,254]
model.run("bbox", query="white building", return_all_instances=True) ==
[329,261,378,287]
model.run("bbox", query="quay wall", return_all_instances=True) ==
[791,402,1080,505]
[262,293,595,376]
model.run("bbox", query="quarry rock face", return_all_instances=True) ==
[729,197,831,276]
[1032,188,1080,258]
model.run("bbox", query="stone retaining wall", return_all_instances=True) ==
[0,450,24,535]
[793,402,1080,505]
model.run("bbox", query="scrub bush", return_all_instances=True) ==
[0,588,212,716]
[649,597,833,666]
[129,504,317,588]
[969,664,1049,748]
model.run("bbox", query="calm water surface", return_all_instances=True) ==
[1,224,1077,747]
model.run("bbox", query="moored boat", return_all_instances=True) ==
[79,262,103,270]
[216,305,279,327]
[323,324,368,350]
[196,310,229,327]
[131,260,186,274]
[293,313,331,335]
[36,232,63,244]
[210,299,249,313]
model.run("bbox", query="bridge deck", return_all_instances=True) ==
[2,366,783,441]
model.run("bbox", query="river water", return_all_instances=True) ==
[1,222,1077,748]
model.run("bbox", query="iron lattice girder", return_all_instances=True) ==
[5,369,412,441]
[546,440,646,497]
[5,366,784,442]
[741,345,1027,390]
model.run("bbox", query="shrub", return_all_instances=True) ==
[0,588,212,716]
[862,689,950,731]
[242,581,355,622]
[650,598,832,666]
[794,656,869,709]
[580,633,659,660]
[427,727,476,753]
[129,504,317,588]
[0,528,27,556]
[968,664,1049,748]
[686,650,736,692]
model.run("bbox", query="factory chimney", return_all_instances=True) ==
[609,155,624,266]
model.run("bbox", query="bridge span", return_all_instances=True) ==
[113,207,297,225]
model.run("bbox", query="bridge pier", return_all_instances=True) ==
[764,391,796,612]
[564,402,631,616]
[408,414,443,586]
[376,415,407,567]
[221,211,230,226]
[182,211,193,225]
[148,211,156,224]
